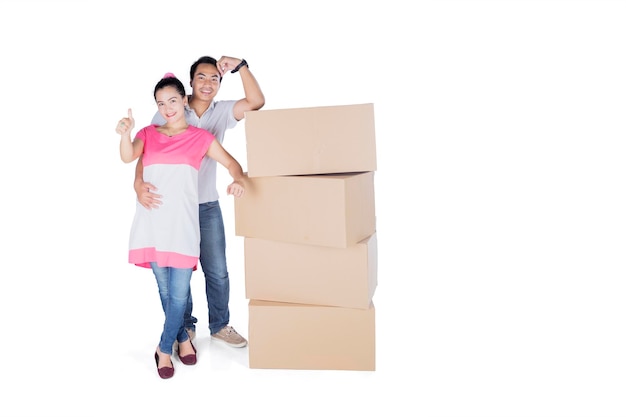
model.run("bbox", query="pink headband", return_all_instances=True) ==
[163,72,176,79]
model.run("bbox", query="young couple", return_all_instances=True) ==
[116,56,265,379]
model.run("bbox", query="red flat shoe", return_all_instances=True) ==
[154,350,175,379]
[177,340,197,365]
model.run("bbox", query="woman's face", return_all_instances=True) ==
[155,86,187,124]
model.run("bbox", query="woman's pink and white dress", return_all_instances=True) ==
[128,125,214,269]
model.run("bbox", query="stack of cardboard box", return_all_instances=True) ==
[234,103,378,371]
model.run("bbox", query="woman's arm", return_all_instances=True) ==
[206,139,245,197]
[116,109,143,163]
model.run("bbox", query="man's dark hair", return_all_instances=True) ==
[190,56,222,82]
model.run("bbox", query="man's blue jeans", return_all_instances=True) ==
[151,263,193,355]
[184,200,230,335]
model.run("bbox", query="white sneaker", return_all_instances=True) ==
[211,325,247,348]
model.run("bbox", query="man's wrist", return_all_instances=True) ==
[231,59,248,73]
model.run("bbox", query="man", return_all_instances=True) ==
[134,55,265,347]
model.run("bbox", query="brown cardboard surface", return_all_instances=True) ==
[245,233,377,309]
[234,171,376,248]
[244,103,377,177]
[248,300,376,371]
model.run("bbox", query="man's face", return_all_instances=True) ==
[191,63,221,101]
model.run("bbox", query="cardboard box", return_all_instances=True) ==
[245,233,377,309]
[244,103,377,177]
[234,171,376,248]
[248,300,376,371]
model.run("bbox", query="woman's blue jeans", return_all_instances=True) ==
[151,263,193,355]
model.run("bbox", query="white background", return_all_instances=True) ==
[1,1,625,416]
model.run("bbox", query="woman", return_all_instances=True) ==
[116,73,245,379]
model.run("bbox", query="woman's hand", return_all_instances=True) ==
[226,180,244,198]
[116,108,135,135]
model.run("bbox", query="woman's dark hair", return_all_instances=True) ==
[153,73,186,100]
[190,55,222,82]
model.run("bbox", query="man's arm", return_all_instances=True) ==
[217,56,265,121]
[134,155,162,210]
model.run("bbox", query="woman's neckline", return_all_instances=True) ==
[157,124,189,137]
